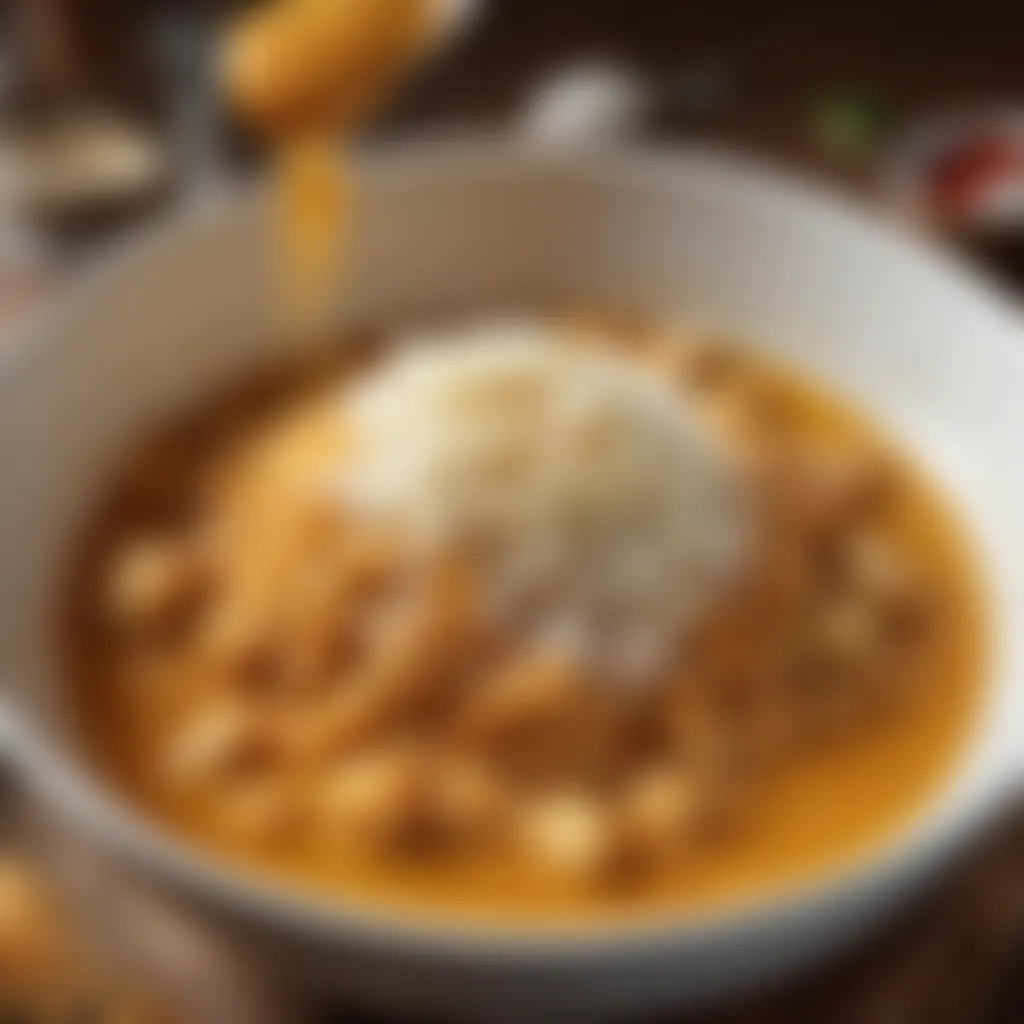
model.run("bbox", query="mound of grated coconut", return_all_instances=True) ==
[336,320,751,686]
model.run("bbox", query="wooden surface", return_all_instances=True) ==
[388,0,1024,146]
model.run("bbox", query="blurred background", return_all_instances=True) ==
[0,1,1023,261]
[0,1,1022,1021]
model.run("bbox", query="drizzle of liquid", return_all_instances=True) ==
[274,139,353,337]
[222,0,435,338]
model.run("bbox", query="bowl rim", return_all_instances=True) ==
[4,139,1023,960]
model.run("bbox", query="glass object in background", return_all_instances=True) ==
[0,0,169,242]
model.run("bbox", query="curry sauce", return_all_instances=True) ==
[63,321,987,922]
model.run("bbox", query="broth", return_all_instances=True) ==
[63,319,986,922]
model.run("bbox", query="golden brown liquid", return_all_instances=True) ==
[274,140,353,335]
[223,0,433,337]
[64,337,987,924]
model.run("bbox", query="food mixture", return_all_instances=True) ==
[64,315,985,920]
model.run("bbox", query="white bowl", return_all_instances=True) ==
[1,143,1022,1020]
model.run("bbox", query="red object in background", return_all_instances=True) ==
[927,133,1024,219]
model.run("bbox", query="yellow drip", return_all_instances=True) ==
[275,138,352,341]
[223,0,434,341]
